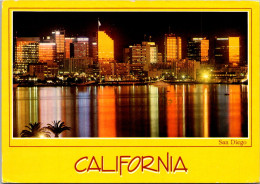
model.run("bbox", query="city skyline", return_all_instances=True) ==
[12,12,249,139]
[13,12,248,62]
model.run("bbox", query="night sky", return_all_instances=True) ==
[13,12,248,62]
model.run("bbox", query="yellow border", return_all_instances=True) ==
[2,1,260,183]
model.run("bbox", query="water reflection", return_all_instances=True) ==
[13,84,248,138]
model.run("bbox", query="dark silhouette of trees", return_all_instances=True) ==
[45,120,71,137]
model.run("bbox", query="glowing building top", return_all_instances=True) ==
[98,31,114,63]
[74,37,89,58]
[65,37,75,59]
[164,34,182,62]
[228,37,240,65]
[52,30,65,63]
[188,37,209,63]
[15,37,40,73]
[214,37,240,65]
[39,43,56,65]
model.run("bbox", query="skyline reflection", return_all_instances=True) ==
[13,84,248,138]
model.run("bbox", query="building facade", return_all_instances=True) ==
[39,43,56,65]
[73,37,89,58]
[63,57,93,74]
[214,37,240,65]
[15,37,40,73]
[98,31,114,63]
[65,37,75,59]
[127,42,158,65]
[229,37,240,65]
[52,30,65,64]
[187,37,209,63]
[164,34,182,62]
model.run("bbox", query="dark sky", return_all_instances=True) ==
[13,12,248,62]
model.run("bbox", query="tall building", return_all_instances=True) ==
[73,37,89,58]
[143,42,158,64]
[39,43,56,65]
[15,37,40,73]
[164,34,182,62]
[52,30,65,64]
[65,37,75,59]
[130,44,146,63]
[214,37,240,65]
[126,42,158,65]
[187,37,209,63]
[98,31,114,63]
[229,37,240,65]
[201,39,210,62]
[214,37,229,65]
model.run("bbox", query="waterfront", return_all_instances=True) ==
[13,84,248,138]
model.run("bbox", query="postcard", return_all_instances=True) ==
[2,0,260,183]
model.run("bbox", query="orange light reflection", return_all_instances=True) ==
[203,87,209,137]
[98,87,116,137]
[167,86,179,137]
[229,85,241,137]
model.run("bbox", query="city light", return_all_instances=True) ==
[193,38,203,41]
[39,134,47,138]
[12,13,249,142]
[203,73,209,79]
[217,38,229,40]
[77,37,89,41]
[13,23,246,85]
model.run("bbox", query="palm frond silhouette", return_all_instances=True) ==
[20,122,47,137]
[45,120,71,137]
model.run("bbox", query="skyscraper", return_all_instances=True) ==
[65,37,75,59]
[125,42,158,65]
[143,42,158,64]
[164,34,182,62]
[73,37,89,58]
[39,43,56,65]
[52,30,65,64]
[214,37,229,65]
[214,37,240,65]
[15,37,40,73]
[97,31,114,63]
[228,37,240,65]
[187,37,209,63]
[129,44,146,64]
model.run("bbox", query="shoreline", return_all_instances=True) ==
[13,81,248,87]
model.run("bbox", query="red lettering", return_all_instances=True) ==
[101,156,116,172]
[170,156,173,172]
[116,156,118,172]
[158,152,169,172]
[173,156,188,173]
[120,156,130,176]
[142,156,157,172]
[128,156,141,173]
[74,156,88,173]
[87,156,101,172]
